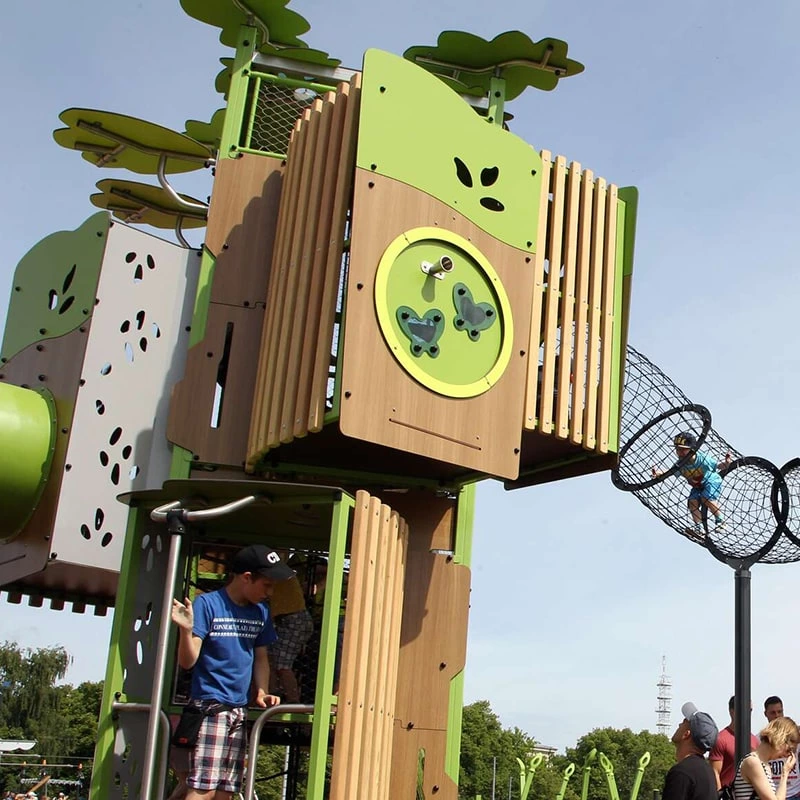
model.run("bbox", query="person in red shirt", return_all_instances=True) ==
[710,695,760,790]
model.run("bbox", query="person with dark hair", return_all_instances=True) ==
[171,544,294,800]
[662,702,719,800]
[652,432,732,538]
[733,717,800,800]
[766,698,785,722]
[709,695,760,790]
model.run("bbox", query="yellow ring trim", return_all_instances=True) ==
[374,226,514,398]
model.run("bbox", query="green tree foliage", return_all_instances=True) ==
[459,703,675,800]
[565,727,675,800]
[0,643,102,794]
[459,700,573,800]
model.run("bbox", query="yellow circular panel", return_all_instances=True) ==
[374,227,513,398]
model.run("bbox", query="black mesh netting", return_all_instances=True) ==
[612,347,800,564]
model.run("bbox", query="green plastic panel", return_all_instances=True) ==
[1,212,109,362]
[180,0,309,49]
[404,30,584,100]
[90,179,208,230]
[374,228,514,397]
[357,49,542,253]
[0,384,56,542]
[53,108,211,174]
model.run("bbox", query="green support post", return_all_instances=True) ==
[306,492,354,799]
[219,25,257,158]
[607,188,638,452]
[444,484,476,782]
[88,507,147,800]
[487,75,506,127]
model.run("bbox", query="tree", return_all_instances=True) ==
[459,700,571,800]
[565,727,675,800]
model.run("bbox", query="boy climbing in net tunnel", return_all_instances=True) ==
[652,432,732,537]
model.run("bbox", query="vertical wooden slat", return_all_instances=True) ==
[248,118,304,458]
[569,169,594,445]
[370,512,401,800]
[339,495,382,800]
[597,184,619,453]
[294,84,349,438]
[309,73,361,432]
[583,177,607,448]
[266,104,321,446]
[279,94,336,442]
[555,161,581,438]
[523,150,552,430]
[376,517,407,800]
[357,503,392,797]
[329,491,370,800]
[538,155,567,433]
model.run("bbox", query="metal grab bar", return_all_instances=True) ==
[150,494,267,522]
[243,704,315,800]
[110,702,171,797]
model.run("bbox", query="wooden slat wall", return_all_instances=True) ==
[524,157,622,455]
[329,490,408,800]
[247,74,360,467]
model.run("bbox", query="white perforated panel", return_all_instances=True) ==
[52,223,200,570]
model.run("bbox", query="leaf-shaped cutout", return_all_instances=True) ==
[58,295,75,315]
[480,166,499,186]
[480,196,505,212]
[62,264,77,293]
[454,157,473,187]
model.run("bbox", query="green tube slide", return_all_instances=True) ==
[0,383,56,542]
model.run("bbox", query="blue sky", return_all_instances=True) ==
[2,0,800,754]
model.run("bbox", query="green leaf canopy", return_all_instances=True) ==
[184,108,227,150]
[53,108,212,174]
[404,30,585,100]
[180,0,310,49]
[90,179,208,229]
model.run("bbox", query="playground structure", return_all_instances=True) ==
[0,3,641,799]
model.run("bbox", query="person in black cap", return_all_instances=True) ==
[662,702,719,800]
[171,544,294,800]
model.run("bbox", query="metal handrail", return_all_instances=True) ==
[111,702,171,797]
[243,704,315,800]
[150,494,266,522]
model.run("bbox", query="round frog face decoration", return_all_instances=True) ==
[374,227,513,398]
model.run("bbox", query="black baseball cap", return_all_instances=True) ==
[229,545,294,580]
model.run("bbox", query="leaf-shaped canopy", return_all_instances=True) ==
[180,0,309,49]
[90,179,208,229]
[404,31,584,100]
[184,109,226,150]
[216,58,234,99]
[258,44,341,67]
[54,109,212,174]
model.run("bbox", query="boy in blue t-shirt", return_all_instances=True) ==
[171,544,294,800]
[653,432,732,538]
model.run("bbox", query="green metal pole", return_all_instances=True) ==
[219,25,257,158]
[306,492,354,799]
[487,76,506,127]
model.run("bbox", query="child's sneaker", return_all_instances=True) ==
[684,524,704,540]
[714,518,726,532]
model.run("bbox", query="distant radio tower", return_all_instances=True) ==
[656,655,672,735]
